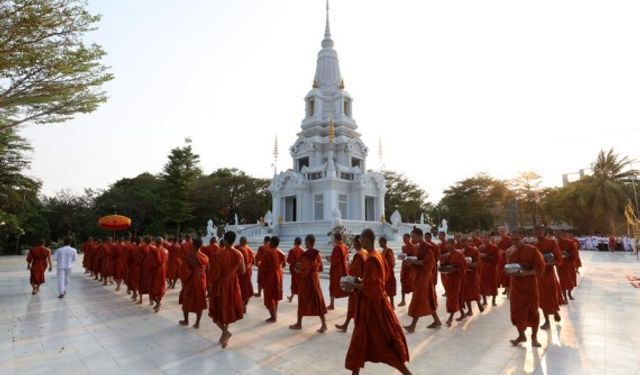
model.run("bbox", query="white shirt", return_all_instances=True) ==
[54,245,78,269]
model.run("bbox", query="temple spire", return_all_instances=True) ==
[322,0,334,49]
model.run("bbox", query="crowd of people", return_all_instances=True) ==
[24,226,583,375]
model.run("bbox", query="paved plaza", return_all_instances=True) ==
[1,251,640,375]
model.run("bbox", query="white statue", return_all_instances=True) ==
[331,207,342,227]
[234,213,239,226]
[206,219,215,237]
[390,209,402,227]
[420,213,425,224]
[264,210,274,227]
[438,219,448,234]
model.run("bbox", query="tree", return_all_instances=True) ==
[0,0,113,130]
[439,173,511,232]
[383,170,431,223]
[161,138,202,235]
[511,171,543,228]
[41,189,97,242]
[579,148,638,234]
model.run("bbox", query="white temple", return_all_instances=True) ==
[226,2,430,245]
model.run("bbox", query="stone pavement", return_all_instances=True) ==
[1,251,639,375]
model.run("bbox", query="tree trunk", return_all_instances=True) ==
[609,212,617,235]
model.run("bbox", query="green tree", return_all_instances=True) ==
[0,0,113,130]
[511,171,543,228]
[161,138,202,235]
[383,170,431,223]
[439,173,511,232]
[41,189,97,242]
[579,148,638,234]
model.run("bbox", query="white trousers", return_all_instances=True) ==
[57,268,72,295]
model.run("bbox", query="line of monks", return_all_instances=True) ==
[26,224,582,375]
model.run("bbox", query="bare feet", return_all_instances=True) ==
[254,292,261,297]
[193,323,200,329]
[455,314,466,322]
[154,305,161,313]
[289,324,302,330]
[178,320,188,326]
[540,322,550,330]
[136,300,142,305]
[265,317,276,323]
[287,295,293,303]
[478,305,485,313]
[398,301,406,307]
[426,322,442,329]
[317,325,327,333]
[446,319,452,327]
[510,335,526,346]
[403,325,416,333]
[531,339,542,347]
[492,301,497,307]
[554,313,561,322]
[327,304,334,310]
[335,323,347,332]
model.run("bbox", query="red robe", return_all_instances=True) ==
[329,242,350,298]
[166,242,180,280]
[113,241,128,282]
[535,237,564,314]
[479,243,499,296]
[400,242,415,294]
[127,244,144,292]
[427,240,440,285]
[297,248,327,317]
[345,250,409,372]
[201,243,220,260]
[92,244,103,275]
[255,245,268,290]
[439,241,451,288]
[178,241,193,284]
[99,243,115,277]
[440,249,467,313]
[347,249,369,319]
[138,244,153,295]
[179,251,209,313]
[208,247,244,324]
[262,247,285,311]
[27,246,49,285]
[570,236,583,269]
[557,238,579,292]
[462,246,481,303]
[408,241,438,318]
[497,236,513,288]
[150,246,168,300]
[82,242,93,271]
[286,246,304,295]
[236,245,255,304]
[507,244,545,331]
[382,247,397,297]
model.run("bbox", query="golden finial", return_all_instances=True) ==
[328,117,335,143]
[313,80,319,88]
[339,79,345,89]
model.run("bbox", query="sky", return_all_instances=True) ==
[20,0,640,203]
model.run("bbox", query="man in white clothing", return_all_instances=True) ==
[54,237,78,298]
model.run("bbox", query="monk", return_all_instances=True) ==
[496,227,513,295]
[557,232,579,302]
[254,236,271,298]
[336,235,368,332]
[461,237,484,315]
[479,235,500,307]
[100,237,115,286]
[209,231,246,348]
[128,237,144,302]
[26,240,52,295]
[113,237,128,291]
[404,227,442,332]
[137,237,155,305]
[202,237,221,289]
[262,236,285,322]
[179,237,209,329]
[380,237,397,309]
[167,237,180,289]
[437,232,450,296]
[534,227,563,329]
[399,234,414,307]
[150,237,168,313]
[345,228,412,375]
[92,238,103,280]
[289,234,328,333]
[236,236,255,311]
[570,234,582,273]
[507,228,545,347]
[425,232,440,286]
[124,237,136,294]
[286,237,304,302]
[81,237,95,274]
[327,233,350,310]
[439,243,467,326]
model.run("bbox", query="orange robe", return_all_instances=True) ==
[128,244,144,292]
[113,242,128,282]
[347,249,369,319]
[150,246,168,300]
[177,241,193,284]
[497,236,513,288]
[570,237,582,269]
[479,243,499,296]
[262,247,285,311]
[297,248,327,317]
[382,247,397,297]
[179,251,209,313]
[329,242,350,298]
[557,238,579,292]
[92,244,103,275]
[208,247,244,324]
[255,245,268,290]
[507,244,545,331]
[535,237,564,314]
[400,242,415,293]
[440,249,467,313]
[138,244,154,295]
[27,246,49,285]
[236,245,255,304]
[201,243,220,260]
[166,243,180,280]
[427,240,440,285]
[286,246,304,295]
[345,250,409,372]
[100,243,115,278]
[408,241,438,318]
[462,246,481,303]
[439,241,451,289]
[82,242,92,271]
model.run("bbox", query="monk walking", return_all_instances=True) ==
[497,227,513,295]
[380,237,397,309]
[26,240,52,295]
[439,244,467,326]
[138,237,153,305]
[479,236,500,307]
[179,237,209,329]
[289,234,328,333]
[557,231,579,302]
[262,236,285,322]
[254,236,271,298]
[128,237,143,302]
[534,227,563,329]
[150,237,168,313]
[404,227,442,332]
[166,237,180,289]
[286,237,304,302]
[81,237,95,275]
[236,236,255,311]
[208,231,246,348]
[336,235,368,332]
[327,233,349,310]
[113,237,128,291]
[461,237,484,315]
[398,233,414,307]
[507,228,545,347]
[345,228,412,375]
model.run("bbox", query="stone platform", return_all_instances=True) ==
[1,251,639,375]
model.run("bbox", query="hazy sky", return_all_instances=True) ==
[21,0,640,203]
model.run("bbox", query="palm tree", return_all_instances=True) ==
[579,149,638,235]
